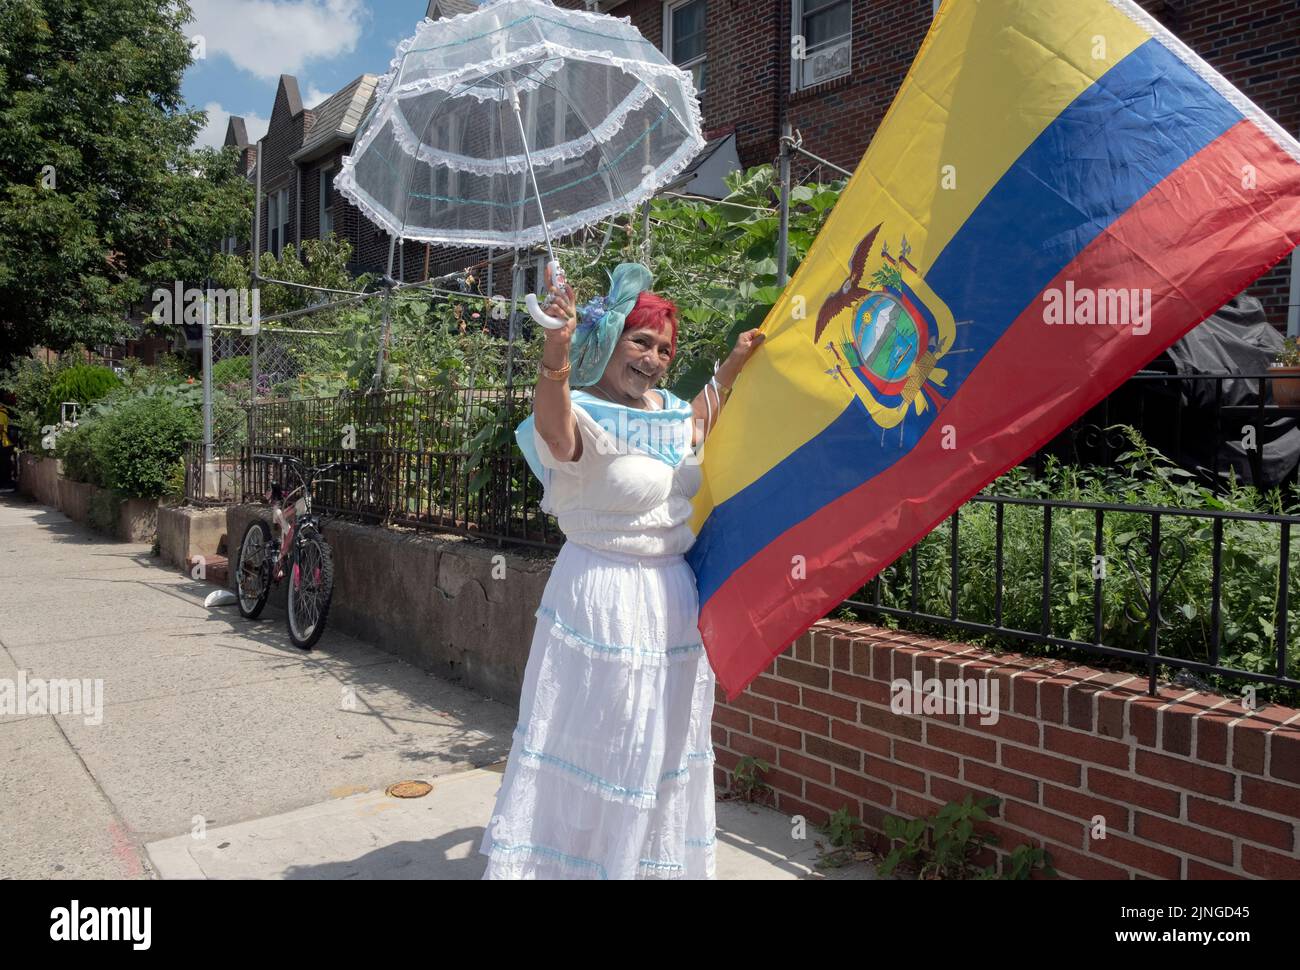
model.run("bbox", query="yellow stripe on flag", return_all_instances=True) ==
[693,0,1151,528]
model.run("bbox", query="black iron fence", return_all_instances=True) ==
[235,383,560,548]
[849,495,1300,701]
[183,440,242,507]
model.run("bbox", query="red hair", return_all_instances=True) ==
[623,291,678,358]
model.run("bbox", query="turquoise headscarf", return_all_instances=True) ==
[566,262,655,387]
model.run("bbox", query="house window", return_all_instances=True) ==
[278,188,291,255]
[792,0,851,91]
[664,0,707,93]
[319,166,334,238]
[267,192,279,256]
[266,188,290,256]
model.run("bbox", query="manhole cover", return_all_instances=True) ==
[386,780,433,798]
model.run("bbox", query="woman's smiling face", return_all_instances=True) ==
[602,326,674,398]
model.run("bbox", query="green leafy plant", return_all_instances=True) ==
[54,419,107,487]
[210,355,253,388]
[163,457,187,502]
[814,807,877,870]
[1002,843,1056,880]
[877,795,1054,880]
[729,754,774,803]
[1274,336,1300,368]
[1,355,61,447]
[95,392,201,499]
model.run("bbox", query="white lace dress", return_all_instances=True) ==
[479,390,717,879]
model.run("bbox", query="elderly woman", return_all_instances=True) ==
[479,263,763,880]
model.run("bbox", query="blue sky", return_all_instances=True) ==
[183,0,448,149]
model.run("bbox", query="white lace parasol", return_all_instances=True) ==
[334,0,706,252]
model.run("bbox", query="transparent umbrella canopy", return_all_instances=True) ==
[335,0,706,311]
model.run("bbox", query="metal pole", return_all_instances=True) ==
[778,121,792,287]
[250,330,260,400]
[505,249,523,392]
[202,277,213,471]
[251,137,263,404]
[788,140,854,179]
[640,200,652,261]
[372,236,398,390]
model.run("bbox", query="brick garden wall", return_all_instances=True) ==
[711,618,1300,879]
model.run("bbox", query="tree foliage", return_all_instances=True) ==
[0,0,251,362]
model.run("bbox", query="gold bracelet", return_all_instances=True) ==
[539,359,571,381]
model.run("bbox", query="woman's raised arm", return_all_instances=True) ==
[689,328,766,446]
[532,267,582,462]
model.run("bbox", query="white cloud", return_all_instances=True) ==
[189,0,368,81]
[303,84,332,109]
[194,102,271,150]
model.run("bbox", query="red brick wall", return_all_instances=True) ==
[712,619,1300,879]
[1136,0,1300,328]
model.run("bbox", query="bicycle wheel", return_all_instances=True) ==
[236,519,272,619]
[286,524,333,650]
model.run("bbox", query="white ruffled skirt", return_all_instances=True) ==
[479,541,718,879]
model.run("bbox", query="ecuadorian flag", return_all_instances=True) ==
[688,0,1300,700]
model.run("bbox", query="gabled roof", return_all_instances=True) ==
[290,74,379,163]
[224,116,249,148]
[269,74,305,126]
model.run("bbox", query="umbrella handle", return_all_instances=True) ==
[525,259,568,330]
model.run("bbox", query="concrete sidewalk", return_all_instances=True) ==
[0,496,879,880]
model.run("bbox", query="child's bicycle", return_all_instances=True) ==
[234,454,364,649]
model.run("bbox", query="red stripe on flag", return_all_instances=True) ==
[700,119,1300,701]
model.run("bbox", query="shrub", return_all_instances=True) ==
[45,365,121,424]
[211,355,252,389]
[865,430,1300,705]
[164,457,187,501]
[1,356,57,446]
[54,419,108,487]
[96,394,201,498]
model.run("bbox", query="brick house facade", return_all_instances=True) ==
[224,75,479,284]
[565,0,1299,330]
[223,0,491,287]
